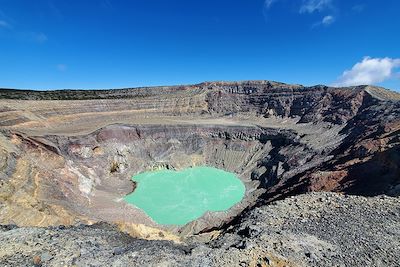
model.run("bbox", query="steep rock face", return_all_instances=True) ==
[204,82,369,124]
[0,80,399,235]
[0,81,377,128]
[0,124,325,235]
[263,97,400,201]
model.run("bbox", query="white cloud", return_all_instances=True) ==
[0,15,47,43]
[311,15,335,28]
[0,20,10,28]
[15,31,48,43]
[334,57,400,87]
[264,0,279,9]
[101,0,113,9]
[29,32,48,43]
[322,15,335,25]
[57,64,67,72]
[265,0,338,26]
[352,4,365,13]
[300,0,333,13]
[265,0,335,14]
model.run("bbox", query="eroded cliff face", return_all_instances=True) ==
[0,124,316,235]
[0,81,399,238]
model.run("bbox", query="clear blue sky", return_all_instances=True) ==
[0,0,399,90]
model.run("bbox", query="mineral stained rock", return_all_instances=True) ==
[0,80,399,266]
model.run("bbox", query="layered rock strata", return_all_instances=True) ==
[0,81,399,238]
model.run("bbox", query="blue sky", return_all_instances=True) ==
[0,0,399,90]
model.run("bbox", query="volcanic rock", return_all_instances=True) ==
[0,81,399,266]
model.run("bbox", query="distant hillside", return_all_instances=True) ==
[1,81,398,101]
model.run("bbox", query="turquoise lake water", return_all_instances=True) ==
[124,166,245,225]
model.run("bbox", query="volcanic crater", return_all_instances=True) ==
[1,80,399,243]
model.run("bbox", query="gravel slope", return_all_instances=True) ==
[1,192,399,267]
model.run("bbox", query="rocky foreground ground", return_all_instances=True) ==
[1,192,399,267]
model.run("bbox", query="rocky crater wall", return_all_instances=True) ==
[0,81,399,238]
[0,123,327,235]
